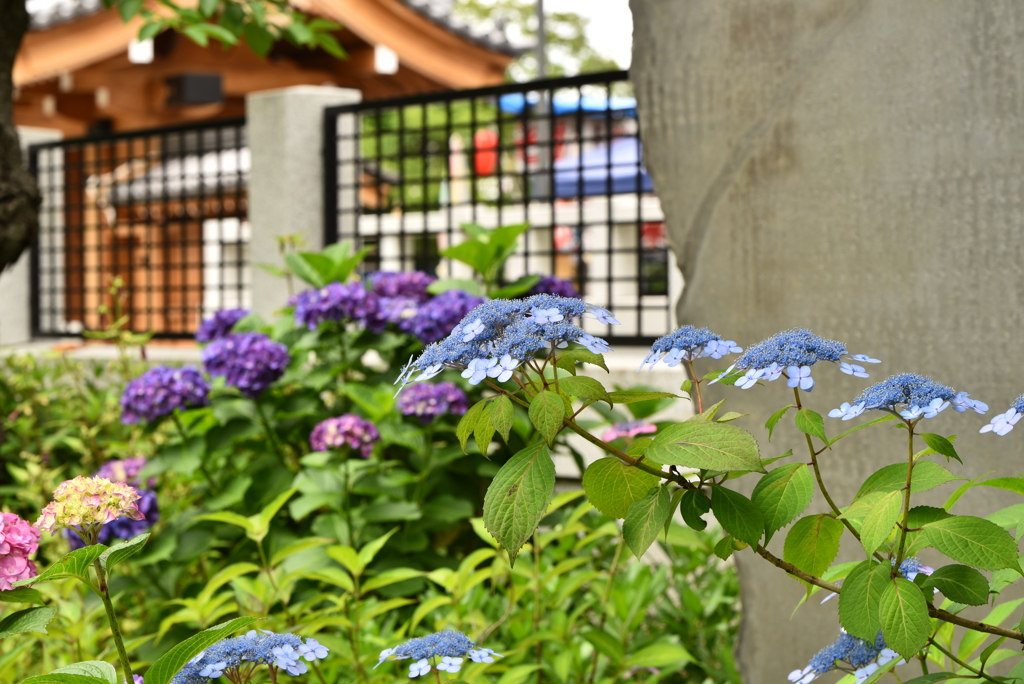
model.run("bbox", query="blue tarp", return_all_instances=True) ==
[498,92,637,117]
[553,137,653,198]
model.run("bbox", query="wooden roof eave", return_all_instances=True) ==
[291,0,512,89]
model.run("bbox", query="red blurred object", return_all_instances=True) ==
[474,129,499,176]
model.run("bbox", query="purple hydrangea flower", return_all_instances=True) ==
[526,275,581,299]
[202,333,290,398]
[370,271,435,302]
[291,282,380,331]
[196,309,250,343]
[120,366,210,424]
[171,630,329,684]
[96,456,153,488]
[366,296,421,334]
[309,414,380,457]
[400,290,485,344]
[397,382,469,423]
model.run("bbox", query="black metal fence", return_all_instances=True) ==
[28,118,250,338]
[323,71,675,345]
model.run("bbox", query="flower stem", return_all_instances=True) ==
[92,559,134,683]
[685,360,704,414]
[927,637,1001,684]
[893,426,916,574]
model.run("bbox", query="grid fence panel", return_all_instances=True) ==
[324,71,676,345]
[29,118,250,338]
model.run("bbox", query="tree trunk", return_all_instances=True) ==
[0,0,39,273]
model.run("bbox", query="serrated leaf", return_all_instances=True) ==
[269,537,332,567]
[919,564,989,605]
[625,641,693,668]
[529,390,564,446]
[713,535,736,561]
[99,533,149,575]
[606,391,677,404]
[474,409,496,456]
[920,433,961,463]
[483,444,555,566]
[456,401,488,453]
[284,252,331,287]
[144,617,262,684]
[922,516,1022,571]
[0,588,45,604]
[15,545,107,587]
[559,349,608,372]
[827,414,899,446]
[360,568,424,593]
[356,528,398,569]
[900,674,957,684]
[582,457,660,519]
[859,490,903,557]
[558,376,610,403]
[879,578,930,660]
[765,405,794,440]
[622,486,672,557]
[710,485,763,546]
[0,606,57,639]
[490,395,515,442]
[794,409,828,443]
[839,561,889,640]
[855,460,960,500]
[784,515,844,581]
[646,421,763,473]
[21,676,108,684]
[679,489,711,531]
[51,662,116,684]
[751,463,814,543]
[626,438,652,456]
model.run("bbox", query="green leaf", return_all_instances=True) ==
[482,444,555,566]
[0,588,45,604]
[622,486,673,558]
[827,414,898,446]
[137,21,164,41]
[765,405,795,440]
[922,516,1022,571]
[198,0,218,16]
[606,391,678,404]
[751,463,814,543]
[284,252,331,287]
[900,674,957,684]
[794,409,828,443]
[145,617,262,684]
[859,490,903,557]
[581,457,660,519]
[558,376,611,403]
[194,511,255,534]
[243,22,274,56]
[920,433,961,463]
[490,275,541,299]
[20,675,108,684]
[99,533,149,575]
[426,278,483,297]
[713,535,737,560]
[839,561,890,640]
[626,438,652,456]
[919,564,989,605]
[784,514,844,581]
[529,390,564,446]
[50,662,116,684]
[489,395,515,443]
[456,401,488,453]
[360,568,424,593]
[581,630,624,665]
[474,408,496,457]
[15,545,107,586]
[978,477,1024,497]
[440,241,494,276]
[855,460,960,500]
[878,578,930,660]
[625,641,693,668]
[117,0,143,21]
[710,486,763,546]
[269,537,332,567]
[679,489,711,531]
[646,421,764,473]
[0,606,57,639]
[560,349,608,372]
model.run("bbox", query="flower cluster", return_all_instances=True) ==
[170,630,328,684]
[526,275,581,299]
[34,477,144,537]
[195,309,250,343]
[370,271,435,301]
[602,420,657,442]
[309,414,380,457]
[829,373,987,422]
[788,632,901,684]
[0,513,39,590]
[720,329,879,391]
[120,366,210,424]
[398,382,469,423]
[203,333,290,398]
[981,394,1024,436]
[375,630,502,678]
[68,458,159,550]
[639,325,742,371]
[397,295,619,388]
[292,282,380,331]
[399,290,485,344]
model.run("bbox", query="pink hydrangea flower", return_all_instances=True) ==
[34,476,145,536]
[0,512,40,557]
[602,421,657,442]
[0,555,37,590]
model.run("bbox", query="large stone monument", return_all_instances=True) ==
[629,1,1024,682]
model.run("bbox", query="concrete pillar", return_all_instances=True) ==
[0,127,62,346]
[246,85,361,320]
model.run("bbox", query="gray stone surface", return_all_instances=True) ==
[247,86,360,321]
[630,1,1024,682]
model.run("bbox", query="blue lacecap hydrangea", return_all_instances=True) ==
[399,290,485,344]
[980,393,1024,436]
[195,309,250,343]
[829,372,988,422]
[375,630,502,679]
[395,295,619,388]
[120,366,210,424]
[170,630,328,684]
[202,332,290,398]
[291,282,380,331]
[639,325,742,371]
[716,328,880,392]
